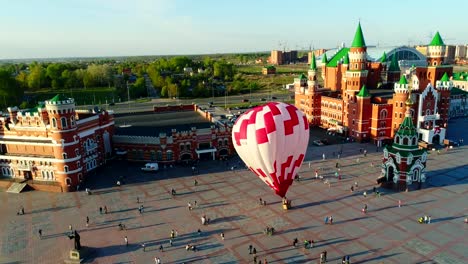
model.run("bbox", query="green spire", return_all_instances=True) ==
[50,94,69,102]
[321,53,328,63]
[356,85,370,97]
[351,22,366,48]
[440,72,449,82]
[298,73,307,79]
[396,116,417,137]
[380,52,387,63]
[429,31,445,46]
[343,54,349,64]
[399,75,408,85]
[310,53,317,70]
[388,54,400,72]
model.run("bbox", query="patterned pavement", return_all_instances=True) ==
[1,122,467,264]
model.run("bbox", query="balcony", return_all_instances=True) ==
[419,114,440,122]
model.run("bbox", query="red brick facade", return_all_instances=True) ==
[0,96,114,192]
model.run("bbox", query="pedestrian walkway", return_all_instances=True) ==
[0,142,467,263]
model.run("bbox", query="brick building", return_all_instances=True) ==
[295,23,454,146]
[0,95,114,192]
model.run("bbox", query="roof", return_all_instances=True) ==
[429,31,445,46]
[388,54,400,72]
[326,48,350,67]
[351,22,366,48]
[264,65,276,69]
[356,85,370,97]
[451,87,468,96]
[440,72,449,82]
[49,94,69,102]
[21,102,45,114]
[385,145,426,157]
[380,52,387,62]
[298,73,307,79]
[310,53,317,70]
[452,72,467,81]
[321,53,328,63]
[396,116,417,137]
[399,75,408,85]
[343,54,349,64]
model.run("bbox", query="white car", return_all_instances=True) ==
[141,163,159,172]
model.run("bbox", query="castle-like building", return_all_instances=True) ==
[0,95,114,192]
[295,23,454,146]
[0,97,234,192]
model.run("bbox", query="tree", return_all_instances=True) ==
[15,71,28,89]
[27,62,46,90]
[46,63,66,88]
[0,69,23,108]
[130,77,147,98]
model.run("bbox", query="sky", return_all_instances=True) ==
[1,0,467,59]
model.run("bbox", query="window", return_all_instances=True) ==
[64,165,69,172]
[61,117,67,128]
[380,109,388,119]
[70,116,75,126]
[150,151,156,161]
[77,161,80,168]
[66,178,72,185]
[62,153,68,159]
[186,143,191,150]
[75,149,80,156]
[156,151,163,161]
[166,150,173,161]
[52,118,57,128]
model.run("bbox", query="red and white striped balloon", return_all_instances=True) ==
[232,102,309,197]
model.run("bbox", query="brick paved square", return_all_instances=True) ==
[1,135,467,263]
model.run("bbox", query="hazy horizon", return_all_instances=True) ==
[1,0,467,60]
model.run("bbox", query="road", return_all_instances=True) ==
[77,91,294,114]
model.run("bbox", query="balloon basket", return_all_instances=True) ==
[282,201,291,210]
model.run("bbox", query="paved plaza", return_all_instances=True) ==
[1,120,467,264]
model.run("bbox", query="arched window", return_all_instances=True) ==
[52,118,57,128]
[66,177,72,185]
[426,109,431,115]
[412,137,417,145]
[61,117,67,128]
[62,153,68,159]
[380,109,388,119]
[64,165,69,172]
[403,137,409,145]
[70,116,75,126]
[395,136,400,144]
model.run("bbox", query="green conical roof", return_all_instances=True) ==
[298,73,307,79]
[351,22,366,48]
[50,94,69,102]
[321,53,328,63]
[429,31,445,46]
[310,53,317,70]
[356,85,370,97]
[399,75,408,85]
[440,72,449,82]
[343,54,349,64]
[396,116,417,137]
[380,52,387,62]
[388,54,400,72]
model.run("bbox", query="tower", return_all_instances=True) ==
[321,53,328,81]
[387,54,401,84]
[45,94,80,191]
[354,85,372,141]
[343,22,368,130]
[381,89,427,191]
[346,22,368,91]
[435,72,452,129]
[427,32,445,67]
[306,53,321,126]
[391,75,412,137]
[423,32,452,88]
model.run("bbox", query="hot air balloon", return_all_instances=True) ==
[232,102,309,198]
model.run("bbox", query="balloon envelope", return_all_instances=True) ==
[232,102,309,197]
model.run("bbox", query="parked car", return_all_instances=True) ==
[141,163,159,172]
[272,96,277,100]
[313,140,324,146]
[261,98,267,101]
[242,99,249,102]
